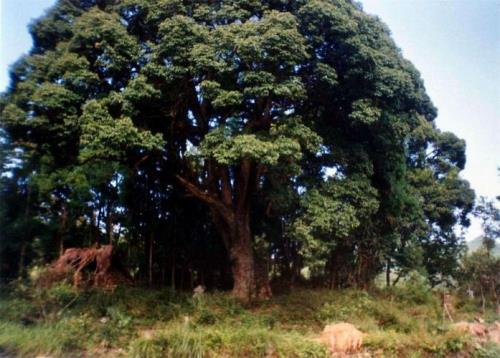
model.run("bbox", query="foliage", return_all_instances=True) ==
[474,196,500,252]
[458,195,500,306]
[459,249,500,306]
[0,0,475,298]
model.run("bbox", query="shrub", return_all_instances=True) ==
[195,307,218,325]
[394,272,436,305]
[315,290,373,323]
[0,296,37,323]
[472,342,500,358]
[422,330,471,357]
[371,304,417,333]
[0,319,88,356]
[46,282,77,306]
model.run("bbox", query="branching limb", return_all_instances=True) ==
[176,175,234,222]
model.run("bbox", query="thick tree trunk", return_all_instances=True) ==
[228,214,256,302]
[176,163,272,302]
[229,241,272,300]
[213,209,271,301]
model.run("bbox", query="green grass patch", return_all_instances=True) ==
[0,284,497,357]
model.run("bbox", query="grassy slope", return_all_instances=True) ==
[0,283,498,358]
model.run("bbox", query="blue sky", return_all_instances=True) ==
[1,0,499,239]
[361,0,500,239]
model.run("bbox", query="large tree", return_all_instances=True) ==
[0,0,474,300]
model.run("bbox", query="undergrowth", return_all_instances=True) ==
[0,282,497,357]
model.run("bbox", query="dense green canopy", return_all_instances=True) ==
[0,0,474,300]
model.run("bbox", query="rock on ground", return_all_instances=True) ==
[488,322,500,344]
[317,322,364,354]
[452,320,500,344]
[452,321,488,337]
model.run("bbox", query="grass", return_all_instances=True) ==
[0,282,498,357]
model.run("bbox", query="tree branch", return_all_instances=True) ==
[176,175,233,221]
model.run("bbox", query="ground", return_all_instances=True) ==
[0,282,498,357]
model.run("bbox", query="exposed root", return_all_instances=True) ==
[39,245,131,289]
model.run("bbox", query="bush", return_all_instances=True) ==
[0,296,37,323]
[46,282,77,306]
[106,306,133,328]
[473,342,500,358]
[315,290,373,323]
[195,307,218,325]
[422,330,471,357]
[371,304,417,333]
[365,327,471,357]
[0,319,88,356]
[395,272,436,305]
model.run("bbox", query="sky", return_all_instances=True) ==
[360,0,500,239]
[1,0,499,239]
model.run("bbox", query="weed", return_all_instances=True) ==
[0,284,497,357]
[472,342,500,358]
[129,337,166,358]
